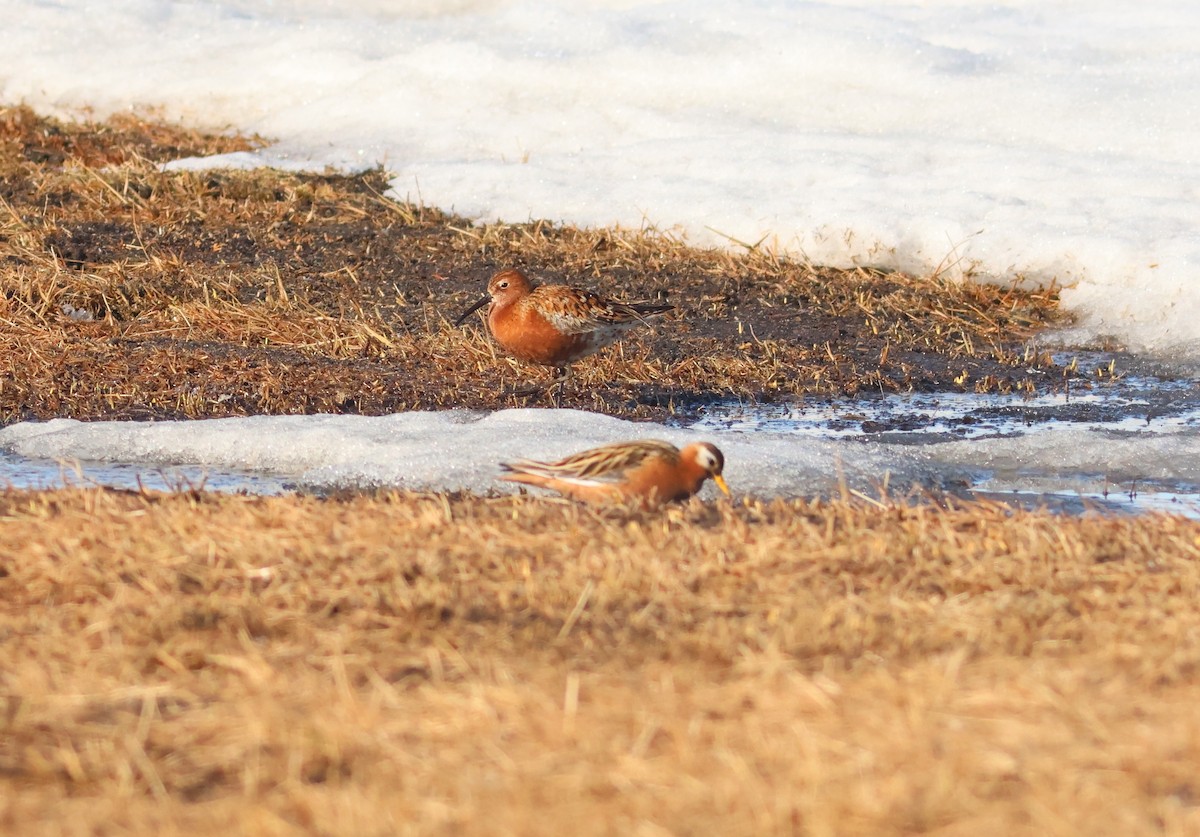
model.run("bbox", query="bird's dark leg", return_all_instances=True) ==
[501,380,546,399]
[551,365,571,408]
[500,366,572,404]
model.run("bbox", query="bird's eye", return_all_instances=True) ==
[498,281,508,289]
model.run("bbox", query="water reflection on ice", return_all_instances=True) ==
[0,454,291,496]
[684,364,1200,517]
[0,362,1198,517]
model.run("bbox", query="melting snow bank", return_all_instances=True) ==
[5,1,1200,359]
[0,409,924,500]
[1,404,1200,516]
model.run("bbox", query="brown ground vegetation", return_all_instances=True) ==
[2,489,1199,835]
[2,107,1195,836]
[0,105,1074,423]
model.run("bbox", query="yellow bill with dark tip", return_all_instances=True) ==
[712,474,731,497]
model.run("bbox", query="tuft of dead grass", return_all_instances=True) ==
[1,488,1199,835]
[0,105,1079,422]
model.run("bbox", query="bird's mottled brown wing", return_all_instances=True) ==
[529,287,613,334]
[502,440,681,484]
[531,286,671,334]
[593,297,673,326]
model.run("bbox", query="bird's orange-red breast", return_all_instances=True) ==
[455,268,672,375]
[499,439,730,508]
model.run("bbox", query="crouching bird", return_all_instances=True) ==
[499,439,730,508]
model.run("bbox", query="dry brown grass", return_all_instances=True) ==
[2,488,1200,835]
[0,105,1079,423]
[1,106,1185,836]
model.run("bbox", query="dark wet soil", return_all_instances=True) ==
[0,105,1076,424]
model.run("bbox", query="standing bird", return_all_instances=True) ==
[499,439,730,508]
[454,268,672,405]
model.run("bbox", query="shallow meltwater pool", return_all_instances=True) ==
[0,455,293,496]
[1,354,1198,517]
[680,358,1200,517]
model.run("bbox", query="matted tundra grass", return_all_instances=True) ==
[3,107,1198,836]
[2,489,1200,836]
[0,105,1080,423]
